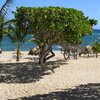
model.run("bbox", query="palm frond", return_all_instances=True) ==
[4,19,16,25]
[0,17,4,43]
[29,38,35,42]
[7,33,16,43]
[0,0,14,16]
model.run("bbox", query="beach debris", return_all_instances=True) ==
[28,46,40,56]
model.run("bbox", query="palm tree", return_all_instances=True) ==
[92,41,100,58]
[7,23,27,61]
[0,0,14,53]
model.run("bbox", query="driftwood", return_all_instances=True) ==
[78,45,93,57]
[28,46,40,56]
[61,45,94,60]
[61,46,78,60]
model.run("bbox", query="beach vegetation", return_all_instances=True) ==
[6,21,27,61]
[0,0,15,53]
[92,41,100,58]
[14,6,97,65]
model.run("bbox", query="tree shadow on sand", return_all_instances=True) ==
[17,83,100,100]
[0,59,67,83]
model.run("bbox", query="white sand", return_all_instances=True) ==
[0,51,38,63]
[0,51,100,99]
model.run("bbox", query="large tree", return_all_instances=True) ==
[14,6,97,65]
[0,0,14,53]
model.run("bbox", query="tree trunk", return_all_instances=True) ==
[39,45,55,66]
[63,48,70,60]
[0,48,2,54]
[39,48,50,67]
[73,52,78,60]
[16,43,20,61]
[96,53,98,58]
[63,52,69,60]
[0,18,4,54]
[87,53,89,57]
[45,50,55,61]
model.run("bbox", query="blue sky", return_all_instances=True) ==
[1,0,100,29]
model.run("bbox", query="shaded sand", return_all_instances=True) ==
[0,51,100,99]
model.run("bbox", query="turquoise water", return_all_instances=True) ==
[1,29,100,51]
[81,29,100,46]
[2,35,37,51]
[1,35,61,51]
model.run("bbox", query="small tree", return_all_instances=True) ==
[7,22,27,61]
[92,42,100,58]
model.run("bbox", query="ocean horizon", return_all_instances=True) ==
[1,29,100,51]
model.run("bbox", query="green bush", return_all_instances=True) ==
[92,41,100,58]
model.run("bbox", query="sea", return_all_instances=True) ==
[1,29,100,51]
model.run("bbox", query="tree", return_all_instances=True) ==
[92,41,100,58]
[14,6,97,65]
[89,19,98,26]
[6,22,27,61]
[0,0,14,53]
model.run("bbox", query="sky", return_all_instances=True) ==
[0,0,100,29]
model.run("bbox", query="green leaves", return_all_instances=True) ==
[92,41,100,58]
[7,22,26,45]
[15,6,97,48]
[0,17,4,46]
[93,42,100,53]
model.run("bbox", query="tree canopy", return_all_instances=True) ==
[15,7,95,45]
[14,6,97,47]
[14,6,97,64]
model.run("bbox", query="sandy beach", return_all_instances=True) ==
[0,51,100,100]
